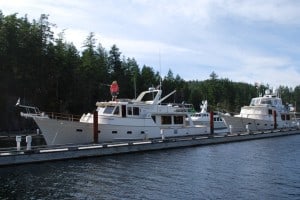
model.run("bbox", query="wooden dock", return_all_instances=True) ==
[0,128,299,166]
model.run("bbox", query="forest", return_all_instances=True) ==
[1,12,300,132]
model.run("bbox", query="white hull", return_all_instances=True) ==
[192,120,227,130]
[221,90,299,133]
[222,115,296,133]
[34,117,208,145]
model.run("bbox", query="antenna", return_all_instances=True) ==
[159,49,162,89]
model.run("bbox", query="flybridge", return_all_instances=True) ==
[133,88,176,105]
[95,89,176,106]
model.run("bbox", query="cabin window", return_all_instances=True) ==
[127,106,132,115]
[133,107,140,115]
[127,106,139,116]
[127,131,132,134]
[214,117,221,121]
[268,109,273,115]
[112,131,118,134]
[151,116,156,122]
[104,106,115,114]
[161,116,172,124]
[261,99,272,105]
[113,106,120,115]
[286,115,290,120]
[174,116,184,124]
[281,115,286,120]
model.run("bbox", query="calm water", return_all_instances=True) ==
[0,135,299,200]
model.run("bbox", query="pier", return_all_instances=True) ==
[0,128,299,166]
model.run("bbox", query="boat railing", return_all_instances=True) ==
[45,112,81,121]
[16,100,81,122]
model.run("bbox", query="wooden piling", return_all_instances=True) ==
[273,110,277,129]
[93,111,98,143]
[210,111,214,134]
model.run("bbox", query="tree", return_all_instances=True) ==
[209,71,218,80]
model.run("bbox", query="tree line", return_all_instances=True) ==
[1,12,299,131]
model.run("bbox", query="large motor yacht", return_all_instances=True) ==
[18,88,208,145]
[221,90,298,133]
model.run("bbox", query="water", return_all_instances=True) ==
[0,135,299,200]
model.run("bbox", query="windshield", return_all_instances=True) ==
[103,106,115,114]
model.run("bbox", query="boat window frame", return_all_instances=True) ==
[127,106,140,116]
[113,106,120,115]
[174,115,184,124]
[104,106,115,114]
[161,115,172,125]
[133,107,140,116]
[127,106,133,115]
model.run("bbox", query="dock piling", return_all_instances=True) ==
[16,136,21,151]
[210,111,214,134]
[273,110,277,129]
[26,136,32,150]
[246,125,251,134]
[160,129,165,140]
[93,111,98,143]
[229,125,233,134]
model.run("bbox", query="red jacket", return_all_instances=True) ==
[110,83,119,94]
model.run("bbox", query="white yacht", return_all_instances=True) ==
[189,100,227,130]
[221,90,298,133]
[18,88,208,145]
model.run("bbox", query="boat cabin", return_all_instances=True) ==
[249,95,283,109]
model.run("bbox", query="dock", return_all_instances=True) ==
[0,128,299,166]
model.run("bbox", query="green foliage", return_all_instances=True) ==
[0,12,299,131]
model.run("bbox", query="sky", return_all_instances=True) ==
[1,0,300,88]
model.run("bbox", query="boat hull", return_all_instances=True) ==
[33,117,208,145]
[192,120,227,130]
[222,115,296,133]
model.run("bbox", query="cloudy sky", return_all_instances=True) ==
[1,0,300,88]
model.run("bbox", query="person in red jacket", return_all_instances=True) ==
[110,81,119,101]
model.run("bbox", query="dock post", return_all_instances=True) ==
[160,129,165,140]
[210,111,214,135]
[246,125,251,134]
[26,136,32,150]
[229,125,233,134]
[93,111,98,143]
[16,136,21,151]
[273,110,277,129]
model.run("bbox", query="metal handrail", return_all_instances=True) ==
[45,112,81,121]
